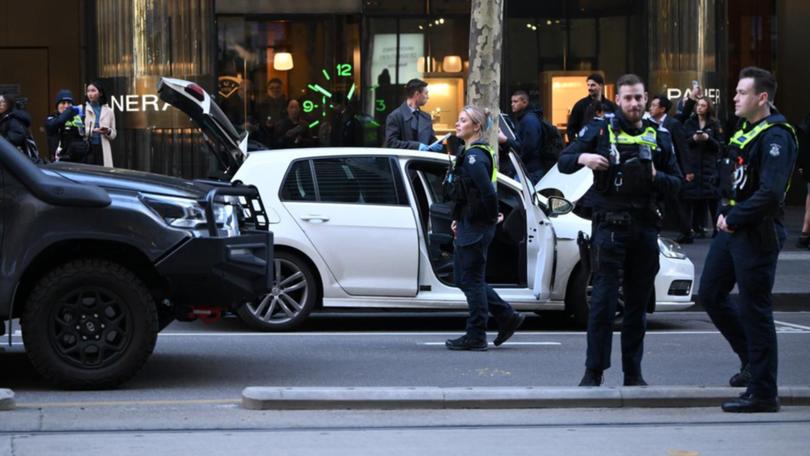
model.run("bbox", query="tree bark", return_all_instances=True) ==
[467,0,504,153]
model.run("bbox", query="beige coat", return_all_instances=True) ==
[84,103,117,167]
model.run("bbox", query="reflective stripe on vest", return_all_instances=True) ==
[467,143,498,183]
[729,120,798,150]
[607,124,658,148]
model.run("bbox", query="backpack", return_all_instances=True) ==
[539,117,564,162]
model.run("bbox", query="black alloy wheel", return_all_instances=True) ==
[21,259,158,389]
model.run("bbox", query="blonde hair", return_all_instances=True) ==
[461,105,492,136]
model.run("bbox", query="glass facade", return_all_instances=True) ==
[81,0,773,179]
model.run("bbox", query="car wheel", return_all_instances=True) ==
[567,264,628,328]
[237,252,316,331]
[21,259,158,389]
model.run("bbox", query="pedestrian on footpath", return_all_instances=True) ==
[682,97,725,238]
[84,81,116,167]
[0,92,32,150]
[558,74,683,387]
[45,89,87,163]
[700,67,798,413]
[498,90,545,183]
[445,105,524,351]
[566,73,616,144]
[384,79,441,152]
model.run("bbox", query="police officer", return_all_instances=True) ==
[558,74,683,386]
[445,105,524,351]
[700,67,798,413]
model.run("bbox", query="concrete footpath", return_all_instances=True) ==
[241,386,810,410]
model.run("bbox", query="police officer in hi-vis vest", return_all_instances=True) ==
[700,67,798,413]
[444,105,524,351]
[558,74,683,387]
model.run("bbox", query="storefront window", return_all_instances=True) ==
[216,15,364,148]
[365,15,469,142]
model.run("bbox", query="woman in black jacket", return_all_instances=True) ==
[0,92,32,150]
[682,97,725,238]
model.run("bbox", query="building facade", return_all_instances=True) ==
[1,0,806,201]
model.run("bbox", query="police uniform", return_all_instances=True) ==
[699,113,798,406]
[445,141,521,350]
[559,113,683,384]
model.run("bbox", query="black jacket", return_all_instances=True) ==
[0,109,31,149]
[567,96,616,143]
[682,116,725,200]
[384,102,436,149]
[559,113,683,215]
[513,107,544,175]
[45,108,84,160]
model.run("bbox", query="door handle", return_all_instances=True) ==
[301,215,330,223]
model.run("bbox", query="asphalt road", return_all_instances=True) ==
[2,311,810,405]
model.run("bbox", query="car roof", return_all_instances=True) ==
[246,147,451,162]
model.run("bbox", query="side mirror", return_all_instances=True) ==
[547,196,574,217]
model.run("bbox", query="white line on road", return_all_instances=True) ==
[146,330,810,337]
[775,320,810,331]
[422,342,561,346]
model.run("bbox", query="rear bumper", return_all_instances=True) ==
[156,231,273,308]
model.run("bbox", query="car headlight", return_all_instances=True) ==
[658,237,687,259]
[141,193,239,237]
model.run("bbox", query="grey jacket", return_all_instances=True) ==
[384,102,436,149]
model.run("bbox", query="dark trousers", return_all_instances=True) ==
[587,219,659,375]
[699,225,785,399]
[88,142,102,166]
[454,225,516,341]
[683,198,719,233]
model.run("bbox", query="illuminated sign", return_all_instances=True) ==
[110,94,171,112]
[666,87,721,107]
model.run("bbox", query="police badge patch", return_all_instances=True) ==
[769,143,781,157]
[468,155,476,164]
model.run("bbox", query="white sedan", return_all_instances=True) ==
[157,77,694,331]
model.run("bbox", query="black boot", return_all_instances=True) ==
[445,335,488,351]
[623,374,648,386]
[722,392,780,413]
[729,364,752,387]
[578,368,603,387]
[798,233,809,249]
[494,313,525,346]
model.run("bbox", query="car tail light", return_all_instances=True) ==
[185,83,205,102]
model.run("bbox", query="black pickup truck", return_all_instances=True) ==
[0,135,272,389]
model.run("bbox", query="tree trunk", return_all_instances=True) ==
[467,0,504,153]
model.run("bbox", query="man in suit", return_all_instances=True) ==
[649,94,694,242]
[384,79,440,151]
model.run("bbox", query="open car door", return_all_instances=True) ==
[508,152,555,300]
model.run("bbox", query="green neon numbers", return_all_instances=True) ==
[375,100,386,112]
[336,64,352,77]
[302,100,316,113]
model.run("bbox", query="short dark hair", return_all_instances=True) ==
[583,99,605,123]
[405,79,428,98]
[511,90,529,101]
[86,80,108,105]
[615,74,644,91]
[651,94,672,113]
[268,78,282,86]
[587,73,604,86]
[739,66,777,103]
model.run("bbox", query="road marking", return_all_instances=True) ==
[775,320,810,331]
[150,330,810,337]
[422,342,561,346]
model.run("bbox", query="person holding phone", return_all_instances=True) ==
[683,97,725,238]
[84,80,116,167]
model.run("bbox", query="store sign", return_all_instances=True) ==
[666,87,721,107]
[110,94,171,113]
[371,33,424,84]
